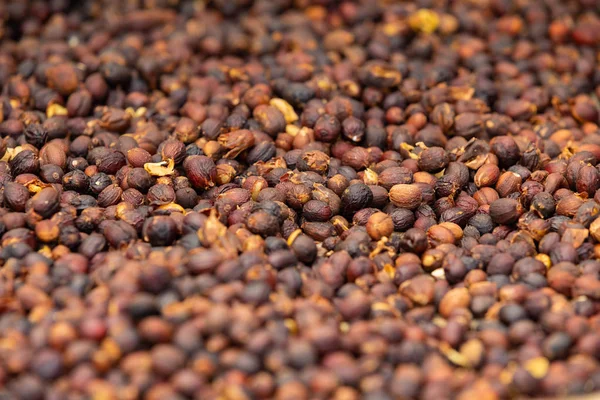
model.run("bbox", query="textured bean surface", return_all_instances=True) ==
[0,1,599,399]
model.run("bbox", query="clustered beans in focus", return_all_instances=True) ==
[0,0,600,399]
